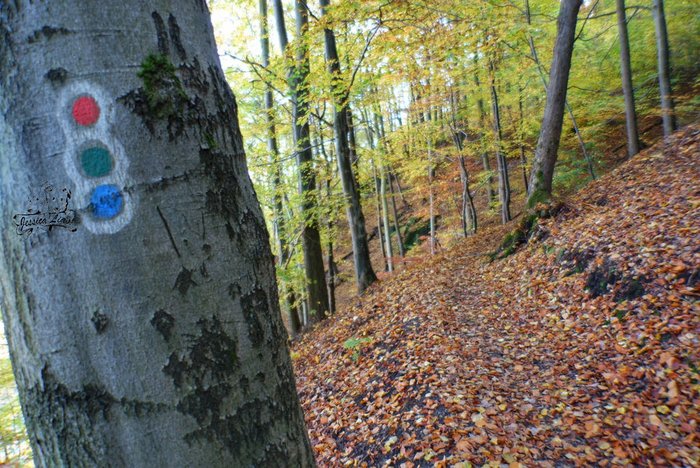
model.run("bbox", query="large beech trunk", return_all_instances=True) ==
[0,1,315,466]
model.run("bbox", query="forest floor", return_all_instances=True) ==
[291,125,700,467]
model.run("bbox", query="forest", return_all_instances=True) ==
[0,0,698,466]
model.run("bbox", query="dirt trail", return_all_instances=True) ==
[292,125,700,467]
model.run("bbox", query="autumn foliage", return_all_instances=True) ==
[292,125,700,466]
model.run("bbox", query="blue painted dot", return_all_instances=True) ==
[90,185,123,219]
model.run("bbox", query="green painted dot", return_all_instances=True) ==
[80,147,113,178]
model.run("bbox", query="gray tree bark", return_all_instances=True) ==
[259,0,301,336]
[489,61,511,224]
[616,0,641,156]
[0,1,315,466]
[527,0,583,206]
[472,59,497,206]
[273,0,329,321]
[319,0,377,293]
[652,0,677,137]
[388,176,404,257]
[524,0,595,180]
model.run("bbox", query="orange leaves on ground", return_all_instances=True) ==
[292,127,700,466]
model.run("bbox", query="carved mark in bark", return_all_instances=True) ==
[27,26,72,44]
[239,286,267,348]
[173,267,197,295]
[151,12,169,55]
[90,310,109,334]
[156,205,181,258]
[168,14,187,61]
[151,309,175,341]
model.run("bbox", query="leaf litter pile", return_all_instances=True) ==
[292,126,699,467]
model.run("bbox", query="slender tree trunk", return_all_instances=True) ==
[293,0,330,320]
[380,165,393,272]
[347,106,359,165]
[652,0,677,136]
[0,1,315,465]
[489,61,512,223]
[260,0,300,336]
[616,0,640,156]
[527,0,583,206]
[517,85,529,193]
[428,139,437,255]
[525,0,595,179]
[319,0,377,293]
[273,0,329,322]
[391,170,408,208]
[473,61,497,205]
[370,158,388,271]
[388,176,404,257]
[325,179,337,315]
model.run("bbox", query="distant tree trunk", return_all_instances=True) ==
[388,176,405,257]
[473,61,497,205]
[293,0,330,320]
[260,0,300,336]
[428,139,437,255]
[320,0,377,293]
[525,0,595,180]
[652,0,677,137]
[527,0,583,206]
[517,85,529,193]
[616,0,640,156]
[380,165,393,272]
[370,158,388,271]
[448,89,477,236]
[347,107,359,165]
[325,179,337,315]
[0,1,315,466]
[489,61,511,223]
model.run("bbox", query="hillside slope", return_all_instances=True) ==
[292,125,700,466]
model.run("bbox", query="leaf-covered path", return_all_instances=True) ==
[292,126,700,467]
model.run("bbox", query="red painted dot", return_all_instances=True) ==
[72,95,100,126]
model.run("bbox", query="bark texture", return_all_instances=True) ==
[319,0,376,293]
[652,0,677,137]
[259,0,300,336]
[616,0,640,156]
[527,0,583,206]
[0,2,314,466]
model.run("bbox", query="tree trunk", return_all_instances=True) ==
[616,0,640,156]
[428,140,437,255]
[319,0,377,293]
[527,0,583,206]
[517,85,529,193]
[347,106,359,166]
[325,179,337,316]
[370,158,388,271]
[473,59,497,206]
[380,165,393,272]
[260,0,300,337]
[525,0,595,180]
[292,0,330,321]
[652,0,677,137]
[388,176,404,257]
[0,2,315,466]
[489,62,511,224]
